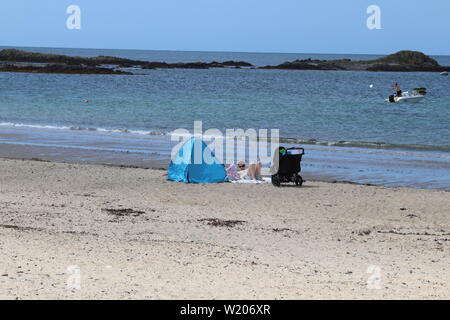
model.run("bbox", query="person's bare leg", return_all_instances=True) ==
[247,163,257,180]
[255,162,262,180]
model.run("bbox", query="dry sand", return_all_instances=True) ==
[0,158,449,299]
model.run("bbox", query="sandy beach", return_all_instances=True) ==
[0,157,448,299]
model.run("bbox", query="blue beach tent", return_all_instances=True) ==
[168,137,227,183]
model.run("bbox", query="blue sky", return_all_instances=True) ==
[1,0,449,55]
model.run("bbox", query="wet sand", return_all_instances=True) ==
[0,158,449,299]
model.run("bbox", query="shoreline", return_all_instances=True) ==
[0,152,334,183]
[2,119,450,191]
[1,157,449,299]
[1,129,450,191]
[0,153,448,192]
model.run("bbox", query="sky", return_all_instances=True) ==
[1,0,449,55]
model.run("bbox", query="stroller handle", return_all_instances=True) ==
[286,147,305,155]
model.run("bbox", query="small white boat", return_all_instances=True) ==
[385,91,425,103]
[441,71,449,76]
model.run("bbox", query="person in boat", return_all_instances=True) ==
[392,83,402,97]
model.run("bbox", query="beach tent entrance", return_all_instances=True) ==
[168,137,227,183]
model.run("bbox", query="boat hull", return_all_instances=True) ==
[385,92,425,103]
[395,96,424,103]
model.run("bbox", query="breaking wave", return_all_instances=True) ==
[1,122,450,153]
[277,138,450,153]
[0,122,167,136]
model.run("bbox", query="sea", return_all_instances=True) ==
[1,46,450,189]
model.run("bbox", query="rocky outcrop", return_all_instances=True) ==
[370,51,439,67]
[260,51,449,72]
[141,60,253,69]
[0,49,255,74]
[1,49,447,74]
[0,49,145,67]
[0,63,133,75]
[221,61,253,67]
[142,62,210,69]
[0,49,138,74]
[261,58,348,71]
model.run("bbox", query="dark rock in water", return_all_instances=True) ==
[0,49,138,74]
[119,63,134,68]
[262,59,347,71]
[0,49,256,71]
[141,62,171,69]
[260,50,450,72]
[142,60,254,70]
[0,48,146,67]
[221,61,253,67]
[171,62,210,69]
[0,49,259,74]
[2,48,445,74]
[0,63,133,75]
[371,50,439,67]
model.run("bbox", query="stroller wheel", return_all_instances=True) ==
[271,175,281,187]
[295,174,303,186]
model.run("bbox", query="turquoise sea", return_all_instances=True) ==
[1,46,450,189]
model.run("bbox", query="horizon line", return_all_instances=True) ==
[1,44,450,57]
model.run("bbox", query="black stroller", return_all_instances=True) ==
[271,146,305,187]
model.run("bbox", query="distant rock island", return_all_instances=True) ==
[0,49,448,75]
[261,51,449,72]
[0,49,253,75]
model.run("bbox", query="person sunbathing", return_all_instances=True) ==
[227,160,262,181]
